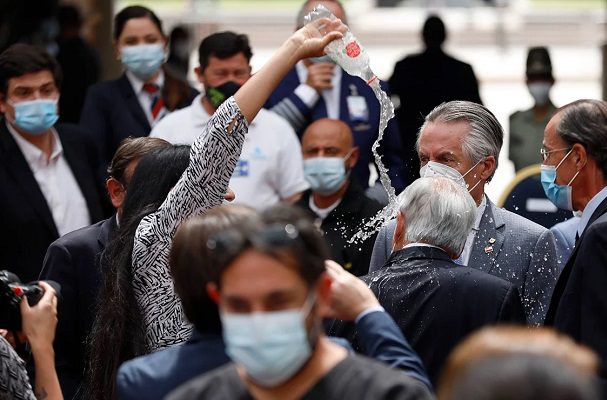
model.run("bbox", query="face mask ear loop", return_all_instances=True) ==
[462,157,486,193]
[555,148,574,171]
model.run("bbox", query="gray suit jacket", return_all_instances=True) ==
[369,197,558,325]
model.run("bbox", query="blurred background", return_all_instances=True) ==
[1,0,604,200]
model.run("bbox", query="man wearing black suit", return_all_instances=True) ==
[39,136,170,400]
[329,176,525,385]
[389,15,482,184]
[543,99,607,390]
[0,43,106,283]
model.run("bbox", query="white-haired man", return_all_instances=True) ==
[369,100,558,326]
[329,176,526,385]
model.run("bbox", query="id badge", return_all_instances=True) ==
[347,95,369,123]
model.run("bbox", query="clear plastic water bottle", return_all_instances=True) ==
[304,5,378,86]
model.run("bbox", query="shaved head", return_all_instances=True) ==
[302,118,354,159]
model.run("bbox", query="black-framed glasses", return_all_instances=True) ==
[540,147,570,162]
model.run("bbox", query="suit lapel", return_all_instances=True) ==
[469,198,505,273]
[0,121,58,237]
[117,74,151,132]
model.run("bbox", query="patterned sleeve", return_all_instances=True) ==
[0,337,36,400]
[132,97,248,351]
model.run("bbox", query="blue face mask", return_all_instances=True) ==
[10,99,59,135]
[121,43,166,80]
[541,149,580,211]
[303,151,352,196]
[220,295,315,387]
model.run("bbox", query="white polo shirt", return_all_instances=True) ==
[150,94,308,210]
[8,122,91,236]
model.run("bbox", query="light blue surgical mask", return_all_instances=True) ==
[303,151,352,196]
[541,149,580,211]
[121,43,166,80]
[220,295,315,387]
[9,99,59,135]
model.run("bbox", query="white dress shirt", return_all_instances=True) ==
[125,70,167,126]
[8,122,91,236]
[459,195,488,265]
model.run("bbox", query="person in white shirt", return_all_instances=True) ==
[151,31,308,210]
[0,43,106,283]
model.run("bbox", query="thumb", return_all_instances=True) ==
[19,295,30,315]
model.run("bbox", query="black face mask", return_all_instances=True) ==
[206,81,241,109]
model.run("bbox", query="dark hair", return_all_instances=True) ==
[444,354,599,400]
[86,145,190,400]
[209,205,329,288]
[422,15,446,48]
[106,136,170,185]
[113,5,164,41]
[0,43,62,94]
[556,99,607,180]
[170,205,259,334]
[197,31,252,71]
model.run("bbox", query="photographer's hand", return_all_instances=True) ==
[20,281,62,400]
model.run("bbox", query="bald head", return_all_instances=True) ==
[302,118,355,159]
[296,0,347,29]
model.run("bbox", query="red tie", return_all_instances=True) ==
[142,83,165,120]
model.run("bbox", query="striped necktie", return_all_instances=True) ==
[142,83,165,120]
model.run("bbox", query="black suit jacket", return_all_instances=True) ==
[546,196,607,383]
[328,246,525,385]
[389,48,482,183]
[79,70,198,178]
[0,120,106,283]
[39,216,116,400]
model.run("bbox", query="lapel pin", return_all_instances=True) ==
[488,238,496,244]
[484,246,494,254]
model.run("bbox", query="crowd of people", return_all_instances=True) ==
[1,0,607,399]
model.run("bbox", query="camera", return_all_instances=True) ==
[0,270,57,331]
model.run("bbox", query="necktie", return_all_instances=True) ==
[142,83,165,120]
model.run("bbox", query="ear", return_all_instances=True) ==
[206,282,220,304]
[347,147,360,169]
[571,143,587,170]
[106,178,126,210]
[313,272,333,318]
[479,155,496,181]
[392,212,406,252]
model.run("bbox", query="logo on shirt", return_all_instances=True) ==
[233,159,249,177]
[250,146,266,160]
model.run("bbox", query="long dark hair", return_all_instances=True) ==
[113,5,164,40]
[85,145,190,400]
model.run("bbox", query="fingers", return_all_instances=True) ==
[38,281,56,302]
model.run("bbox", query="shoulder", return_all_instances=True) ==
[51,218,107,247]
[86,77,123,97]
[166,363,243,400]
[252,109,296,136]
[152,105,195,138]
[495,205,549,238]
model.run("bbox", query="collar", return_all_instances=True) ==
[308,194,342,219]
[6,120,62,165]
[403,243,443,251]
[388,244,453,265]
[578,186,607,237]
[125,69,165,94]
[473,195,487,231]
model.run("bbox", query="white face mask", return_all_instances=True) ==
[528,82,552,106]
[419,159,484,192]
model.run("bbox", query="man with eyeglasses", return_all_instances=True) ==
[543,99,607,390]
[369,100,558,326]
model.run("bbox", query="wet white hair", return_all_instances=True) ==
[398,176,476,256]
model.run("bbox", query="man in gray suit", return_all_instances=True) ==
[369,100,558,325]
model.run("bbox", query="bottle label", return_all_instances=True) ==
[345,41,361,58]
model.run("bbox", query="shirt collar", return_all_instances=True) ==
[6,120,62,166]
[472,195,488,231]
[578,186,607,237]
[403,243,443,251]
[125,69,165,94]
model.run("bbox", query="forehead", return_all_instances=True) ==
[205,53,249,70]
[418,120,469,154]
[302,122,348,149]
[7,70,56,91]
[119,17,162,38]
[220,249,306,299]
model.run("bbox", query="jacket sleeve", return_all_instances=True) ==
[79,84,110,174]
[269,91,313,136]
[356,311,432,391]
[369,221,395,273]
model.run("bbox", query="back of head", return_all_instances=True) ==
[198,31,252,71]
[445,354,599,400]
[419,100,503,181]
[113,5,164,40]
[422,15,446,49]
[106,136,171,185]
[398,176,476,257]
[556,99,607,180]
[209,204,329,289]
[170,205,259,334]
[526,46,553,81]
[0,43,62,95]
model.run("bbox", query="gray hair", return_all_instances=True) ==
[296,0,347,29]
[398,176,476,256]
[416,100,503,181]
[556,99,607,180]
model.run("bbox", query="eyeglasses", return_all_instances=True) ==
[540,147,570,162]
